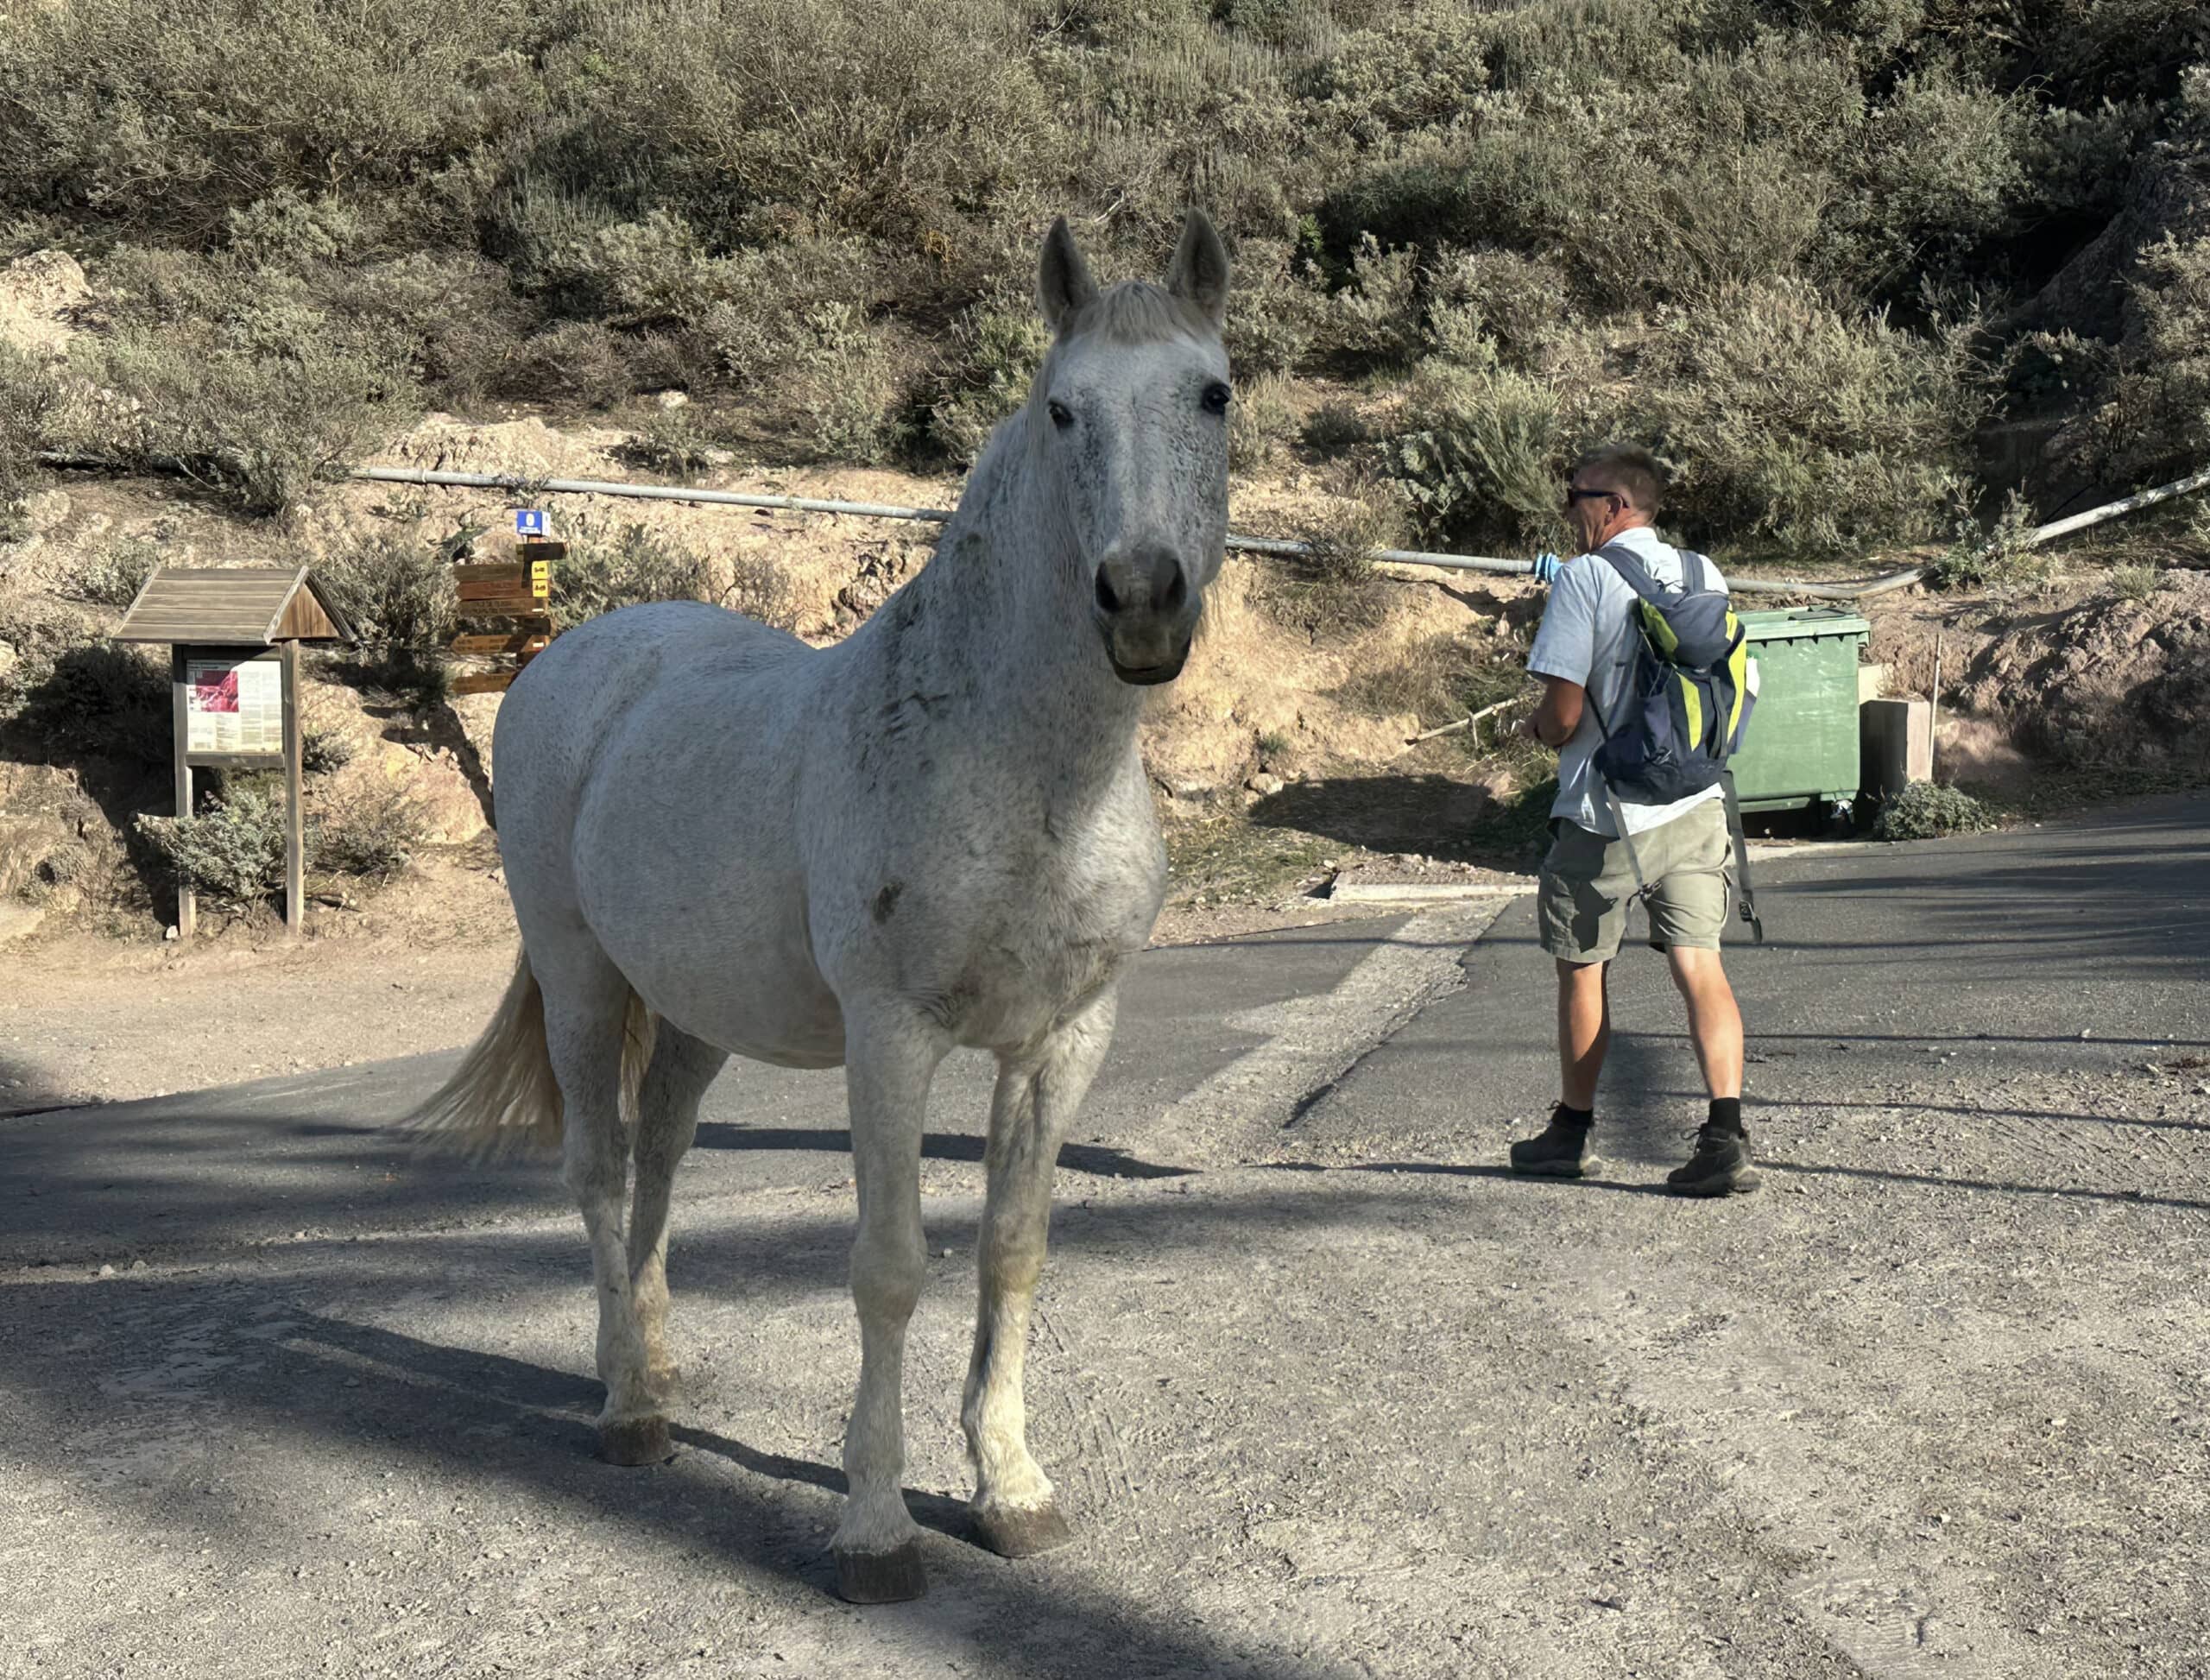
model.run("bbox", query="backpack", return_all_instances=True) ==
[1586,540,1765,944]
[1588,541,1753,805]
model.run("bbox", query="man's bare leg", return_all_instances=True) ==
[1557,957,1610,1108]
[1665,945,1757,1196]
[1511,959,1611,1178]
[1667,947,1741,1099]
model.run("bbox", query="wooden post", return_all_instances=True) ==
[281,640,304,936]
[169,647,196,940]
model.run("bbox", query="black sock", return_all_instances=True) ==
[1708,1097,1744,1135]
[1553,1102,1594,1130]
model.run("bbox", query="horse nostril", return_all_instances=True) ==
[1095,568,1122,615]
[1159,561,1188,613]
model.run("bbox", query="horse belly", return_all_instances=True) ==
[599,906,846,1067]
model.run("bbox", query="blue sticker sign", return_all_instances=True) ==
[515,508,548,537]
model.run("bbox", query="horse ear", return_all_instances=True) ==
[1165,208,1229,328]
[1037,216,1100,333]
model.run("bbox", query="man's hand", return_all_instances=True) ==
[1530,552,1565,585]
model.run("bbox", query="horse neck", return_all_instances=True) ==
[900,411,1150,774]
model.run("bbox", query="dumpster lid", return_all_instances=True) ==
[1738,606,1871,642]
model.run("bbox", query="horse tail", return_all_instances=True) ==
[407,950,659,1158]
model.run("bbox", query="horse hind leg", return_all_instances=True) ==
[626,1024,727,1418]
[963,988,1116,1558]
[536,947,667,1466]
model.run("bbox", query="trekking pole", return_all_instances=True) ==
[1406,698,1518,745]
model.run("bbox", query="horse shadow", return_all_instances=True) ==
[692,1122,1195,1180]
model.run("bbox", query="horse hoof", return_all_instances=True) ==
[974,1500,1074,1558]
[597,1415,673,1467]
[834,1542,928,1604]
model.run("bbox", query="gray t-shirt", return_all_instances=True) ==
[1526,524,1729,839]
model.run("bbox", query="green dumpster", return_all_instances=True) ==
[1728,608,1871,816]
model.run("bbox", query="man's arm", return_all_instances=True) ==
[1526,673,1585,747]
[1525,562,1596,745]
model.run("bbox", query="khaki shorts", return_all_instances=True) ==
[1538,799,1731,963]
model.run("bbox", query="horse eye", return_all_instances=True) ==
[1047,400,1074,429]
[1202,382,1231,414]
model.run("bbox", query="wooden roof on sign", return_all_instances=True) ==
[110,565,356,646]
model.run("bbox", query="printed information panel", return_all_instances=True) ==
[186,656,282,755]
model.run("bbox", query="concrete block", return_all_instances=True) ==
[1860,698,1933,799]
[1857,662,1888,703]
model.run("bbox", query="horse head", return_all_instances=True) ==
[1032,210,1231,686]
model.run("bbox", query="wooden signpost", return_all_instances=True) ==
[111,566,355,938]
[448,514,562,694]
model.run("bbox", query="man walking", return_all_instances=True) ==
[1511,444,1755,1196]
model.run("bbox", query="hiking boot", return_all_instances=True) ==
[1667,1122,1761,1197]
[1509,1108,1599,1178]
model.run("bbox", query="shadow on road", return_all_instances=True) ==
[694,1124,1194,1180]
[0,1179,1474,1678]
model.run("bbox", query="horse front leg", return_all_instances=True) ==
[832,1007,948,1603]
[964,988,1116,1557]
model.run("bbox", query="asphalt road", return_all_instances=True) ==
[3,799,2207,1678]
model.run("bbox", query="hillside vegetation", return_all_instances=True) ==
[3,0,2210,939]
[0,0,2206,558]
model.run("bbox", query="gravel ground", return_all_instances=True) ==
[3,800,2207,1678]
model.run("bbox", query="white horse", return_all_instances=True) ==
[413,212,1232,1601]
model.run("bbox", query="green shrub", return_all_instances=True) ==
[2070,236,2210,485]
[66,538,162,609]
[2108,561,2164,603]
[1927,491,2049,591]
[1252,475,1405,636]
[1632,281,1992,553]
[135,777,287,907]
[1872,782,1996,842]
[315,529,458,704]
[506,321,635,410]
[1304,398,1367,451]
[0,344,58,540]
[1222,238,1329,380]
[0,0,538,242]
[1325,237,1425,367]
[616,405,719,483]
[1,0,2200,559]
[1384,342,1563,547]
[314,254,531,410]
[552,524,715,622]
[300,722,355,776]
[313,783,425,878]
[318,530,458,654]
[926,300,1050,464]
[565,0,1057,242]
[85,322,415,516]
[720,552,804,633]
[792,303,905,465]
[1228,373,1297,472]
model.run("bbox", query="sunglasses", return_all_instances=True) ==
[1563,486,1619,508]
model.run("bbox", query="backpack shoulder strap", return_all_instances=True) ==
[1594,540,1671,604]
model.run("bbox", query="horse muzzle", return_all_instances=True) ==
[1093,544,1197,685]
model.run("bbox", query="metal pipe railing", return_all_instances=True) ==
[43,452,2210,601]
[348,464,1923,598]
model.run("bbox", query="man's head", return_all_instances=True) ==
[1563,443,1663,554]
